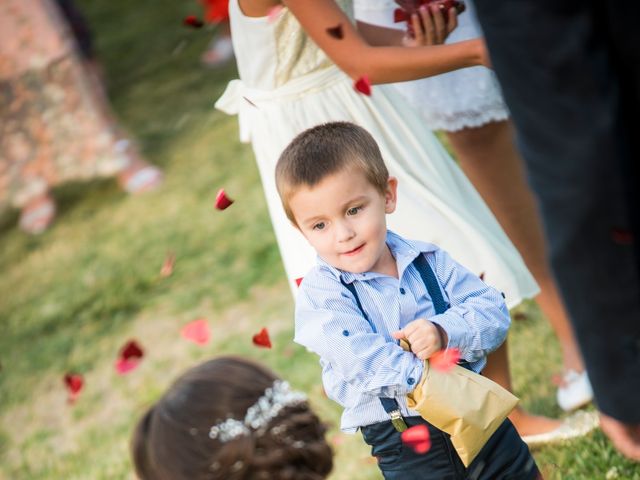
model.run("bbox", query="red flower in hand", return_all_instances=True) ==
[115,340,144,374]
[401,424,431,454]
[252,327,272,348]
[429,348,460,372]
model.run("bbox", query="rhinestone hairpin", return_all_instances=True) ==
[209,380,307,442]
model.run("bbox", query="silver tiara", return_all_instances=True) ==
[209,380,307,442]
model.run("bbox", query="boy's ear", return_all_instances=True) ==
[385,176,398,214]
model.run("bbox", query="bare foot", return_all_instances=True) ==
[509,407,562,436]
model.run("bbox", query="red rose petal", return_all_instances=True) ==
[215,188,234,210]
[202,0,230,23]
[183,15,204,28]
[354,75,372,96]
[64,373,84,403]
[429,348,460,372]
[326,23,344,39]
[479,271,485,281]
[115,340,144,374]
[115,357,141,375]
[401,424,431,454]
[267,5,284,23]
[160,251,176,278]
[181,318,210,345]
[252,327,272,348]
[295,277,303,287]
[121,340,144,360]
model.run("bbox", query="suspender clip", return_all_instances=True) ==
[390,409,408,432]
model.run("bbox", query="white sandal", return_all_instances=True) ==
[557,369,593,412]
[522,410,599,448]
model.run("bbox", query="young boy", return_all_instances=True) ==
[275,122,540,479]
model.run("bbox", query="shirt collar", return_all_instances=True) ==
[316,230,438,284]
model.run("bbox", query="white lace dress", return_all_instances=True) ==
[354,0,509,131]
[216,0,537,306]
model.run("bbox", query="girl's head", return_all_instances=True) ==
[131,356,333,480]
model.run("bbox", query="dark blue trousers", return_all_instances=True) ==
[361,416,539,480]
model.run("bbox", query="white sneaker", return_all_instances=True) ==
[557,369,593,411]
[522,410,599,448]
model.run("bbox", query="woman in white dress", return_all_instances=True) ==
[354,0,592,421]
[216,0,586,440]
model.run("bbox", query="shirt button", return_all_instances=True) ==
[399,288,406,295]
[407,377,415,385]
[342,330,349,336]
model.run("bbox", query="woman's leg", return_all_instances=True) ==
[446,120,584,374]
[483,342,561,435]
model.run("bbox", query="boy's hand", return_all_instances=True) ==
[392,318,447,360]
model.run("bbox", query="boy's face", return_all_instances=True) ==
[289,166,398,274]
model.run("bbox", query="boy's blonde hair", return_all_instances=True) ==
[276,122,389,225]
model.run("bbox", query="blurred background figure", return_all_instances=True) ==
[473,0,640,461]
[200,0,235,68]
[0,0,162,235]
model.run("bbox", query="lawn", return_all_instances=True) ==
[0,1,639,479]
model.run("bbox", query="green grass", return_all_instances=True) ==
[0,1,639,479]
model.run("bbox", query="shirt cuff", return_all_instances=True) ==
[431,313,470,352]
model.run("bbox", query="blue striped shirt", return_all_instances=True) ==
[295,230,511,433]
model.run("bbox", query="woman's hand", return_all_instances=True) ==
[402,5,458,47]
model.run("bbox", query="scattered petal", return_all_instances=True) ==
[160,251,176,278]
[611,227,634,245]
[513,311,528,321]
[183,15,204,28]
[295,277,303,287]
[354,75,372,96]
[252,327,272,348]
[181,318,210,345]
[267,5,284,23]
[215,188,234,210]
[115,340,144,375]
[326,23,344,39]
[479,271,485,281]
[202,0,230,23]
[115,358,141,375]
[401,424,431,454]
[429,348,460,372]
[64,373,84,403]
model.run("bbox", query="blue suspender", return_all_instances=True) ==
[340,253,450,432]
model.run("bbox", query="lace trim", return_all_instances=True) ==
[421,104,510,132]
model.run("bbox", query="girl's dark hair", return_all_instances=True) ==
[131,356,333,480]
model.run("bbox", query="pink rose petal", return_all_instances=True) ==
[181,318,210,345]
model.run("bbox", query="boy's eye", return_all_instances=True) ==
[347,206,361,216]
[313,222,326,231]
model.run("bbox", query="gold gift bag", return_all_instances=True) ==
[406,358,519,467]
